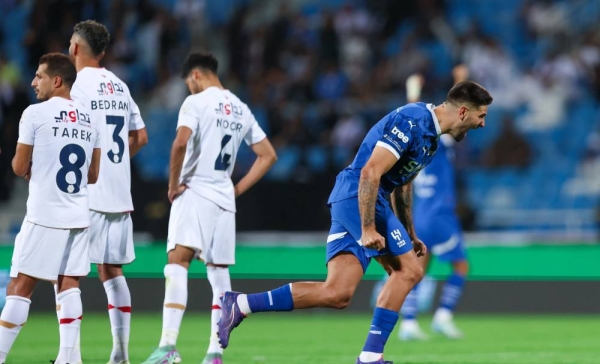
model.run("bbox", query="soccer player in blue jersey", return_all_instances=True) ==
[218,81,492,363]
[398,68,471,341]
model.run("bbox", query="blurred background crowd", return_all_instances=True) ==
[0,0,599,241]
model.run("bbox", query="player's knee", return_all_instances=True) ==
[404,263,424,286]
[325,287,353,309]
[97,264,123,282]
[6,278,34,298]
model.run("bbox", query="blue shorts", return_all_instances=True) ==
[415,213,467,263]
[325,196,414,272]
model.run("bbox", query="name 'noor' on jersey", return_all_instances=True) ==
[328,102,441,204]
[176,86,267,213]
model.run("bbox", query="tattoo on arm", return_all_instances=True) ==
[395,183,416,238]
[359,176,379,228]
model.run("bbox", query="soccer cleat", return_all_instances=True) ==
[398,320,429,341]
[141,345,182,364]
[432,317,463,339]
[107,361,130,364]
[355,358,393,364]
[201,353,223,364]
[217,291,246,349]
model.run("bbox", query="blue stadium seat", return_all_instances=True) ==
[306,146,328,173]
[265,146,301,181]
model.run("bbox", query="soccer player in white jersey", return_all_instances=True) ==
[66,20,148,364]
[0,53,100,364]
[142,53,277,364]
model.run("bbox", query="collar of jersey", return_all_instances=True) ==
[426,103,441,136]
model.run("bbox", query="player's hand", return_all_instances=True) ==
[23,161,32,182]
[361,227,386,250]
[168,184,187,203]
[412,237,427,257]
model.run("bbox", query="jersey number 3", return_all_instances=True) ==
[214,134,232,171]
[56,144,86,194]
[107,115,125,164]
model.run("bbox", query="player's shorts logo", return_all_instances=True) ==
[391,229,406,247]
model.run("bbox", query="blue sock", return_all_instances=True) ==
[439,273,465,311]
[247,284,294,312]
[362,307,399,354]
[400,283,419,320]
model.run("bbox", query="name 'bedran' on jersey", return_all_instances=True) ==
[70,67,146,213]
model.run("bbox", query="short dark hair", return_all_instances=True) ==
[447,81,493,108]
[73,20,110,57]
[181,53,219,78]
[39,53,77,89]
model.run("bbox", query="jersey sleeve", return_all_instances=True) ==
[17,106,36,146]
[376,114,415,159]
[93,125,101,149]
[244,108,267,145]
[176,97,199,135]
[128,97,146,131]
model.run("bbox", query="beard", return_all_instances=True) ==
[453,131,467,141]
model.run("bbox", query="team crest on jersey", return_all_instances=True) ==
[215,102,243,118]
[54,109,91,126]
[97,81,124,96]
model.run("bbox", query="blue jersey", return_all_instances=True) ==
[328,102,441,204]
[413,136,456,217]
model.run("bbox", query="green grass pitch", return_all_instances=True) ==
[8,312,600,363]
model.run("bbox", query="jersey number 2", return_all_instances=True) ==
[56,144,86,194]
[214,134,232,171]
[107,115,125,164]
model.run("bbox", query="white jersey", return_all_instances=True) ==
[18,96,100,229]
[71,67,145,213]
[177,87,267,212]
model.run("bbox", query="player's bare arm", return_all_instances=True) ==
[168,126,192,203]
[392,182,427,257]
[88,147,101,184]
[359,146,398,250]
[12,143,33,177]
[234,138,277,198]
[129,127,148,158]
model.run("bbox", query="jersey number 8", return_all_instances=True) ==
[56,143,86,194]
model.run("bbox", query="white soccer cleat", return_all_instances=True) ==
[431,310,463,339]
[398,319,429,341]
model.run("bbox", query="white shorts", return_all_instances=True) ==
[167,189,236,265]
[89,211,135,265]
[10,219,90,281]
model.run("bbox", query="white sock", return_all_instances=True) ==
[159,264,188,347]
[236,294,251,316]
[359,352,383,362]
[434,307,453,321]
[206,266,231,354]
[55,284,81,363]
[0,295,31,362]
[56,288,82,363]
[104,276,131,362]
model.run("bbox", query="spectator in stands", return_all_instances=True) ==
[482,115,533,169]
